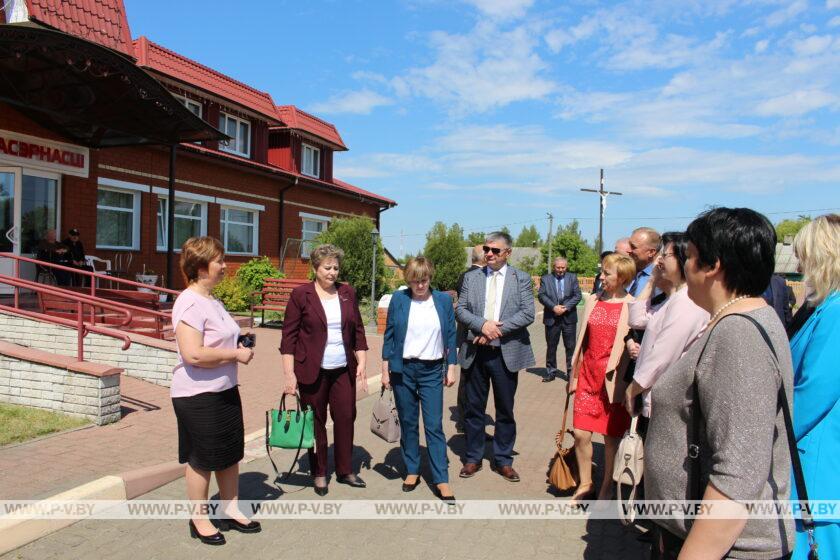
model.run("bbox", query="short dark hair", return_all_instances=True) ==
[660,231,688,280]
[685,208,776,296]
[599,250,613,260]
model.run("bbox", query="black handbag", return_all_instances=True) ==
[676,314,819,560]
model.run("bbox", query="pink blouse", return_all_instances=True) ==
[170,289,242,398]
[630,286,709,417]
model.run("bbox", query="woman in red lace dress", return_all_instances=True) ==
[568,252,636,502]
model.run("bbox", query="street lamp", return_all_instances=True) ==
[369,227,379,328]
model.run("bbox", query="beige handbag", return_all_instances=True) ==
[547,389,579,493]
[613,415,644,525]
[370,387,401,443]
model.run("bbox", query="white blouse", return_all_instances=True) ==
[402,296,443,360]
[320,296,347,369]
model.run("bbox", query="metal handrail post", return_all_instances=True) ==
[77,301,84,361]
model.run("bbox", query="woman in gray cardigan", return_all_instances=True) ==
[645,208,795,559]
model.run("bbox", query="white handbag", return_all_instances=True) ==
[613,415,644,525]
[370,387,401,443]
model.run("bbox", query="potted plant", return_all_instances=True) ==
[135,265,159,293]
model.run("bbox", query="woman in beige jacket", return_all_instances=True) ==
[568,252,636,503]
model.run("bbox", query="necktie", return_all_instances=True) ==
[484,271,499,321]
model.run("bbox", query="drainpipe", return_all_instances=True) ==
[166,145,177,290]
[277,176,297,272]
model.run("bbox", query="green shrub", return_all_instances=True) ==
[212,276,251,312]
[315,216,386,299]
[235,256,282,293]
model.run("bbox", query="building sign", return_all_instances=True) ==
[0,129,89,178]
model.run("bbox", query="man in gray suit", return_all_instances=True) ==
[455,232,535,482]
[538,257,581,383]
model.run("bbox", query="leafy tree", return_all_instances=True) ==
[500,226,511,236]
[212,277,251,312]
[515,224,542,247]
[422,222,466,291]
[465,231,486,246]
[516,254,541,276]
[315,216,386,299]
[537,220,599,276]
[775,216,811,242]
[235,256,282,295]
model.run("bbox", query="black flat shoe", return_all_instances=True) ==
[434,486,456,503]
[402,477,421,492]
[337,474,367,488]
[218,517,262,533]
[189,520,226,546]
[314,484,329,496]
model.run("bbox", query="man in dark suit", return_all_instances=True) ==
[538,257,581,382]
[762,273,794,327]
[454,245,485,433]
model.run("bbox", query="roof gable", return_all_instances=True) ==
[133,37,280,123]
[23,0,134,56]
[274,105,347,150]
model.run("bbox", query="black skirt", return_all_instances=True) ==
[172,386,244,471]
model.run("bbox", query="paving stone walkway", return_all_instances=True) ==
[3,319,651,560]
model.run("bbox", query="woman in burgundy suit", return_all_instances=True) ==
[280,244,368,495]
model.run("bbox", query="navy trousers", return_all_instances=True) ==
[391,359,449,483]
[463,346,519,467]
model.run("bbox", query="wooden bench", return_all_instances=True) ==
[250,278,309,325]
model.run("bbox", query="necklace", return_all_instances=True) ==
[708,295,749,324]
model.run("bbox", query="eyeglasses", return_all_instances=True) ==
[482,246,503,255]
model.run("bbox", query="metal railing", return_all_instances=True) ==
[0,273,133,361]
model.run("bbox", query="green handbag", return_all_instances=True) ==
[265,392,314,489]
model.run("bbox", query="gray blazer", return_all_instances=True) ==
[455,264,536,372]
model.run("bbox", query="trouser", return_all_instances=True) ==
[298,366,355,477]
[391,359,449,483]
[545,321,576,374]
[463,346,518,467]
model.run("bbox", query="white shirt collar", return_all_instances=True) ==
[486,264,508,277]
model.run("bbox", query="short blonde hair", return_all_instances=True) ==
[602,253,636,287]
[405,257,435,283]
[793,214,840,305]
[310,244,344,269]
[180,236,224,284]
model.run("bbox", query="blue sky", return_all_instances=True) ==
[125,0,840,255]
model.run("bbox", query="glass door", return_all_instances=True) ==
[18,171,60,284]
[0,167,22,294]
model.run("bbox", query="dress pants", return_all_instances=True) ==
[391,359,449,483]
[463,346,519,467]
[298,366,355,478]
[545,320,576,374]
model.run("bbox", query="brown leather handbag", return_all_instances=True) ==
[548,388,578,492]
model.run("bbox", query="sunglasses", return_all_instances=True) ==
[483,246,504,255]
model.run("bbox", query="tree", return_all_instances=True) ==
[516,254,541,276]
[537,220,599,276]
[515,224,542,247]
[315,216,386,299]
[775,216,811,242]
[422,222,466,291]
[465,231,486,246]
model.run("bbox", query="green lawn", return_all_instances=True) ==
[0,403,90,446]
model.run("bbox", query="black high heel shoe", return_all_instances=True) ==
[218,517,262,533]
[337,474,367,488]
[402,476,421,493]
[189,520,226,545]
[314,476,329,496]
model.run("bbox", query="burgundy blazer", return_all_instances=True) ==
[279,281,369,385]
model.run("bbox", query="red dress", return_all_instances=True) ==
[573,300,630,438]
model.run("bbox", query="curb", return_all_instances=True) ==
[0,387,381,554]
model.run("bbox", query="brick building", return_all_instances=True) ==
[0,0,395,289]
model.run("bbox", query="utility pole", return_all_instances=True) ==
[546,212,554,272]
[580,169,622,255]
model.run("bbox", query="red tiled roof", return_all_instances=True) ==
[134,37,280,123]
[179,144,395,207]
[24,0,134,57]
[274,105,347,150]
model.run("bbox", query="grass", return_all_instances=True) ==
[0,403,90,446]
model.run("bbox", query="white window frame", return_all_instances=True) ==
[174,95,202,118]
[218,112,251,158]
[220,206,259,256]
[96,185,141,251]
[302,144,321,178]
[300,212,330,258]
[155,196,208,252]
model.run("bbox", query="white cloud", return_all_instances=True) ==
[828,0,840,9]
[336,153,442,179]
[755,89,839,116]
[791,34,835,56]
[755,39,770,53]
[765,0,808,27]
[308,89,394,115]
[462,0,533,20]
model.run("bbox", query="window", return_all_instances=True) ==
[175,95,202,117]
[301,216,328,257]
[96,187,140,250]
[302,144,320,178]
[156,198,207,251]
[218,112,251,157]
[220,207,258,255]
